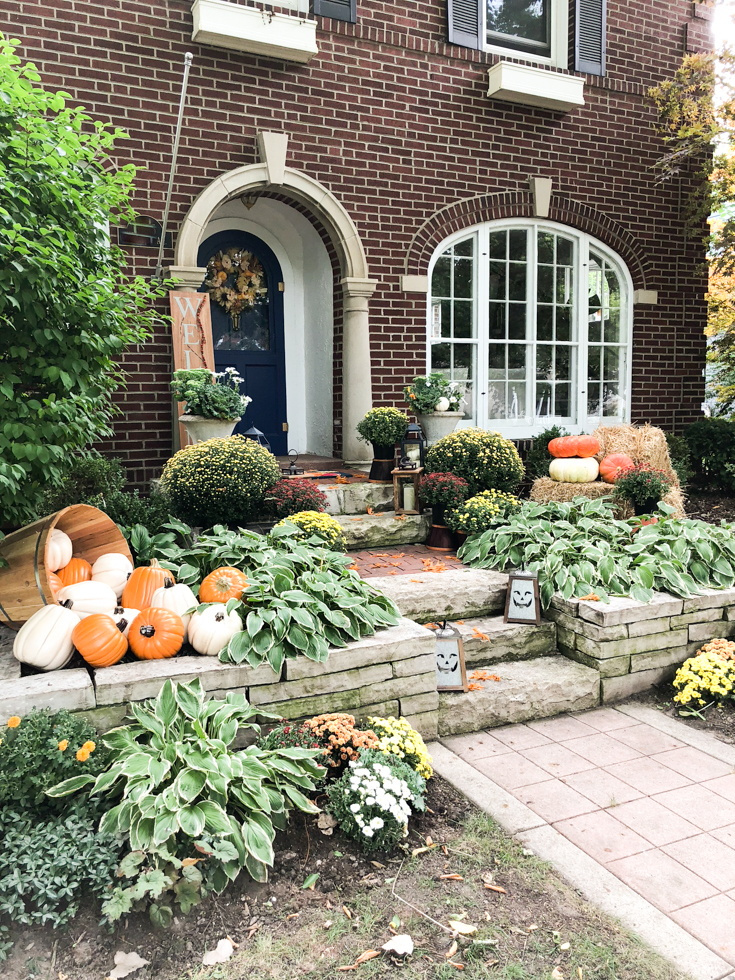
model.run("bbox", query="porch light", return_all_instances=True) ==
[401,423,426,469]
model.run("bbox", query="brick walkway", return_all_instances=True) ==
[440,707,735,972]
[348,544,462,578]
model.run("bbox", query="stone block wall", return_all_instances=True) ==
[547,588,735,702]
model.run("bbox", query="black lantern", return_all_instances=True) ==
[281,449,304,476]
[243,426,272,452]
[401,422,426,469]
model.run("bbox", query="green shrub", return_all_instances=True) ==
[665,432,694,487]
[446,489,519,534]
[0,709,109,816]
[356,407,409,447]
[425,427,524,495]
[523,425,569,480]
[0,802,121,930]
[274,511,346,551]
[683,418,735,490]
[43,453,126,511]
[48,679,324,927]
[326,750,426,853]
[159,435,280,526]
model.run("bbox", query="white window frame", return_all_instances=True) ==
[484,0,568,69]
[426,219,634,441]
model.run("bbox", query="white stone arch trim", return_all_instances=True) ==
[173,163,369,282]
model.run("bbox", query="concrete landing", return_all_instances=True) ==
[370,567,508,622]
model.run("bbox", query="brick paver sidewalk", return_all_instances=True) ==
[441,707,735,970]
[348,544,463,578]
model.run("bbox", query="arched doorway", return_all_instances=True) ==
[198,230,288,454]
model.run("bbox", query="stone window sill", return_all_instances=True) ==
[191,0,318,64]
[486,62,585,112]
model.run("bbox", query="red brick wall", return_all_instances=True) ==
[0,0,709,484]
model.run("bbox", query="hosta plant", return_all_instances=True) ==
[47,679,324,926]
[459,496,735,609]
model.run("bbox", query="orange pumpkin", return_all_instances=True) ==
[48,571,63,594]
[72,613,128,668]
[128,607,185,660]
[56,557,92,588]
[575,435,601,458]
[122,559,175,612]
[199,566,249,604]
[599,453,635,484]
[548,436,579,458]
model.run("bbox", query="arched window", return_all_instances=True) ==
[427,220,633,438]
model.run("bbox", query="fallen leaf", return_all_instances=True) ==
[389,915,401,931]
[181,857,202,867]
[439,874,464,881]
[286,912,300,920]
[578,969,583,979]
[202,939,234,966]
[303,873,320,890]
[468,683,484,691]
[551,969,564,980]
[226,935,239,949]
[323,920,334,929]
[485,959,499,967]
[109,952,150,979]
[442,845,449,855]
[411,845,437,856]
[426,836,433,846]
[447,961,465,970]
[560,942,571,950]
[354,950,380,965]
[336,966,357,972]
[382,935,414,957]
[342,905,352,919]
[366,506,375,515]
[318,812,338,835]
[371,861,386,869]
[449,921,477,935]
[410,578,423,583]
[350,517,363,521]
[528,924,538,932]
[446,941,458,958]
[577,593,600,601]
[485,884,507,894]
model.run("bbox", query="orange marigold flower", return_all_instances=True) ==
[6,716,20,729]
[82,740,96,753]
[76,748,90,762]
[57,739,69,751]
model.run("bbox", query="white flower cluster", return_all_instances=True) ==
[346,761,413,839]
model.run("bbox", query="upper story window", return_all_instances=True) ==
[487,0,551,58]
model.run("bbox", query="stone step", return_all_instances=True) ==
[456,616,556,668]
[336,510,430,548]
[324,482,394,516]
[437,655,600,737]
[369,568,509,623]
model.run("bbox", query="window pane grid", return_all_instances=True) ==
[487,229,529,419]
[587,250,626,419]
[430,237,477,419]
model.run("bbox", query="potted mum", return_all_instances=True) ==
[356,407,409,482]
[419,472,469,551]
[172,368,252,444]
[403,373,465,445]
[613,463,674,516]
[446,489,519,546]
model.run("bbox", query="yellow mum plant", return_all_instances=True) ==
[367,716,433,779]
[673,638,735,708]
[275,510,347,551]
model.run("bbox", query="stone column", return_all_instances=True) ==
[341,277,378,464]
[166,266,207,291]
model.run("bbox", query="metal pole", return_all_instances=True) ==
[155,51,194,279]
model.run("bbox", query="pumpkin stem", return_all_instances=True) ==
[164,579,175,589]
[139,625,156,638]
[117,619,128,633]
[114,606,124,615]
[215,612,225,622]
[59,599,73,610]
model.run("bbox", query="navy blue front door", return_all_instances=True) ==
[198,231,288,455]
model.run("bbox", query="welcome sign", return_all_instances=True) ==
[168,291,215,447]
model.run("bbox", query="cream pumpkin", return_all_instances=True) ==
[56,581,118,620]
[46,528,73,572]
[150,582,198,638]
[188,605,242,657]
[112,606,141,638]
[91,553,134,600]
[548,457,600,483]
[12,604,78,671]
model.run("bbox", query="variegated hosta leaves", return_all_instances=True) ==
[46,678,324,924]
[459,496,735,610]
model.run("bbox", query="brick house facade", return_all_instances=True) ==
[0,0,712,484]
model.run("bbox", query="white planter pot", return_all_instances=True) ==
[179,415,241,444]
[416,411,464,446]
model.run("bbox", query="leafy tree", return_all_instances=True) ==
[0,36,166,525]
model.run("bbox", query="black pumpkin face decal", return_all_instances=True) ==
[512,587,534,609]
[436,649,460,674]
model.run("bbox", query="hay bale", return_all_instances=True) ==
[529,476,686,518]
[592,423,675,479]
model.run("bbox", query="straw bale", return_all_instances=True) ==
[529,477,686,519]
[592,423,674,478]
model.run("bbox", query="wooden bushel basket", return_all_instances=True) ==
[0,504,133,625]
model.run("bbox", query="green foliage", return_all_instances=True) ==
[425,427,524,495]
[47,679,324,924]
[103,487,173,535]
[159,435,281,526]
[0,802,121,930]
[0,708,109,815]
[0,38,167,525]
[523,425,569,480]
[683,418,735,490]
[355,407,409,447]
[120,521,183,565]
[326,751,425,853]
[612,464,674,508]
[459,496,735,609]
[445,489,519,534]
[256,722,323,753]
[665,432,694,487]
[171,368,250,420]
[403,372,464,413]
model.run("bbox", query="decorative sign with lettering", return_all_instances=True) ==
[168,291,216,446]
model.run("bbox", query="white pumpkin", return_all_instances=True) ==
[91,552,134,600]
[435,396,451,413]
[112,606,141,638]
[150,582,198,638]
[13,604,78,671]
[46,528,73,572]
[549,457,600,483]
[188,605,242,657]
[56,581,118,620]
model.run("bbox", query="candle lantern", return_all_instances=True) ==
[243,426,272,452]
[431,621,468,691]
[401,423,426,469]
[392,466,423,515]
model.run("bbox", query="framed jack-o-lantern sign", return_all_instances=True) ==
[504,571,541,626]
[431,621,468,692]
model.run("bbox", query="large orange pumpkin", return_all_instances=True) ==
[128,607,185,660]
[548,436,579,458]
[575,435,601,458]
[199,566,249,604]
[72,614,128,668]
[56,557,92,588]
[122,559,175,612]
[599,453,636,484]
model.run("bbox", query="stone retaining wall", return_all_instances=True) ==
[546,587,735,702]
